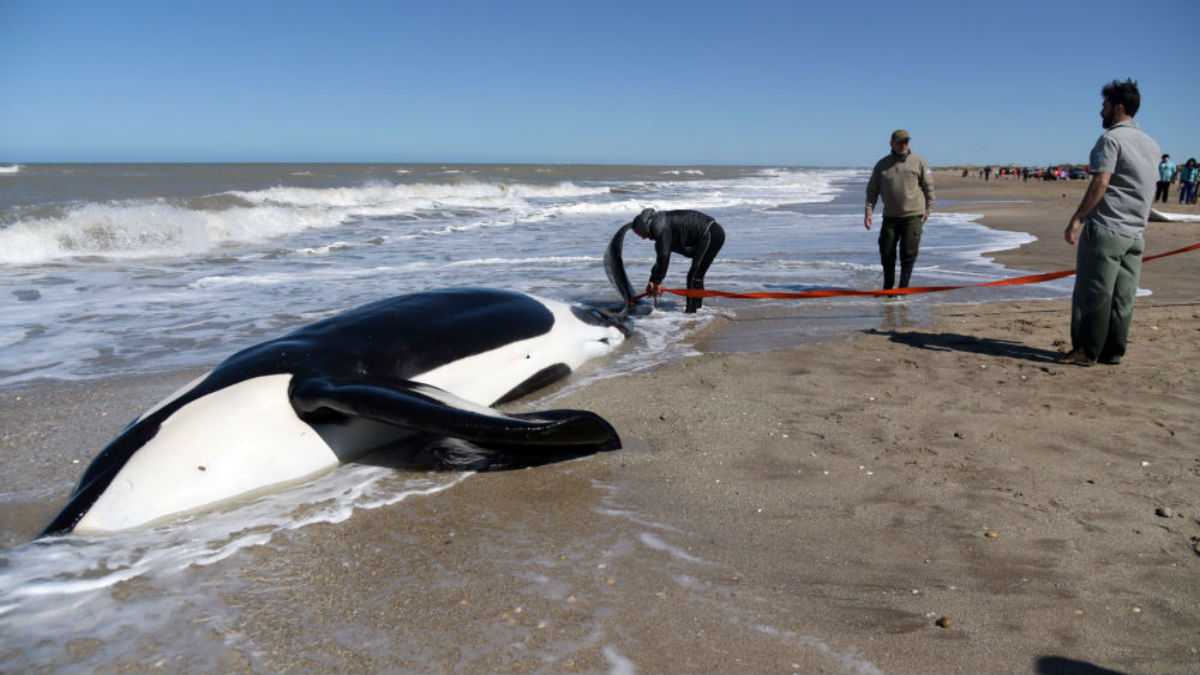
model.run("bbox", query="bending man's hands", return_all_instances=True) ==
[645,282,663,307]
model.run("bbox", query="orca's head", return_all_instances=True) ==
[396,290,628,407]
[472,296,628,406]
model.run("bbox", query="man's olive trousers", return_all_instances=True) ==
[1071,221,1144,362]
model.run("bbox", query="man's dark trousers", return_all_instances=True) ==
[879,215,923,289]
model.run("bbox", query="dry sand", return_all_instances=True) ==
[523,173,1200,673]
[3,173,1198,673]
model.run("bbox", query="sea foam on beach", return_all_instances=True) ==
[0,464,470,670]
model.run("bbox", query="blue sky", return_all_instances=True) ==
[1,0,1197,167]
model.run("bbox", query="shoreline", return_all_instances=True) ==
[3,173,1199,672]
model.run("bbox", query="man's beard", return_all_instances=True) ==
[1102,109,1117,128]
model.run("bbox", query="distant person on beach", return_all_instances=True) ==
[1061,79,1161,366]
[1178,158,1198,204]
[626,208,725,313]
[864,129,935,289]
[1155,154,1176,202]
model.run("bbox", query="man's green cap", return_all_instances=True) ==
[891,129,911,143]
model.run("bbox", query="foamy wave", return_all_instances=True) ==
[0,170,852,265]
[610,168,862,212]
[0,179,617,265]
[708,167,862,204]
[538,195,784,219]
[0,200,344,264]
[0,165,19,174]
[231,180,608,210]
[402,218,519,239]
[543,199,679,216]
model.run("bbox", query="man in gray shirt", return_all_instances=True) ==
[1060,79,1161,366]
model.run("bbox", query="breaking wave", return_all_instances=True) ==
[0,180,612,265]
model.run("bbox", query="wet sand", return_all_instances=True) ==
[3,173,1199,673]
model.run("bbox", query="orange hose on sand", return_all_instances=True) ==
[634,241,1200,303]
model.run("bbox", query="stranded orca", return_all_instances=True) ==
[42,288,628,536]
[604,223,637,315]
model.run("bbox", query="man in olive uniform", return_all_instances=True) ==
[864,130,935,289]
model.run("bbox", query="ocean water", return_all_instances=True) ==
[0,163,1069,672]
[0,163,1065,388]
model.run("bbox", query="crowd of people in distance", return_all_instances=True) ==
[1154,154,1199,204]
[960,157,1198,204]
[962,165,1090,181]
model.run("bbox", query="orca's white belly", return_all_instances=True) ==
[75,375,338,533]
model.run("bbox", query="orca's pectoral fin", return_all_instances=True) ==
[389,432,612,472]
[290,376,620,452]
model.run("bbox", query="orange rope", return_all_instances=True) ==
[635,241,1200,302]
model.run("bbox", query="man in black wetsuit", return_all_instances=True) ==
[627,208,725,313]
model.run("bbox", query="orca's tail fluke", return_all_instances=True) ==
[604,223,636,317]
